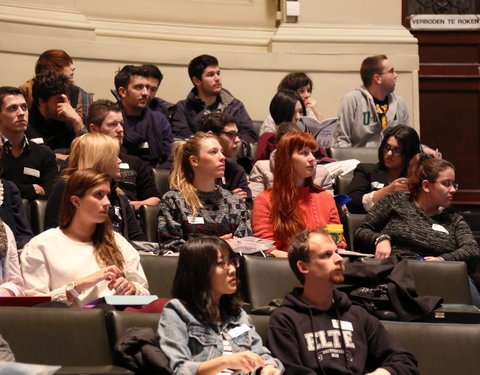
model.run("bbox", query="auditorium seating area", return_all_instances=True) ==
[1,305,480,375]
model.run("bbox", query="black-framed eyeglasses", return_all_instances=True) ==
[435,181,459,190]
[216,257,240,270]
[383,145,402,156]
[220,131,239,140]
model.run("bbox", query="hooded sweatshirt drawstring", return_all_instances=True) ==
[308,307,328,375]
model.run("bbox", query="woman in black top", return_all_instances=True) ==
[347,125,421,214]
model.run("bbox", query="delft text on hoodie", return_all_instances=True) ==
[268,288,418,375]
[334,87,410,148]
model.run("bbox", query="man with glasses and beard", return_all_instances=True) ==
[267,228,418,375]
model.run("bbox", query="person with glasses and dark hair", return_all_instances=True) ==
[347,125,421,214]
[355,154,480,305]
[334,55,410,148]
[197,112,252,207]
[158,236,283,375]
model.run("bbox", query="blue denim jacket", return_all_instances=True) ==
[158,299,284,374]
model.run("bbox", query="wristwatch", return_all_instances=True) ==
[66,281,80,298]
[374,234,391,246]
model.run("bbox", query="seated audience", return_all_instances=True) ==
[255,90,331,163]
[158,236,283,375]
[87,99,160,210]
[0,86,58,201]
[19,49,92,123]
[158,133,251,251]
[260,72,323,135]
[0,218,24,296]
[249,122,333,198]
[355,155,480,304]
[268,228,419,375]
[45,133,146,241]
[21,169,149,307]
[252,132,340,257]
[197,112,252,206]
[170,54,257,143]
[347,125,421,214]
[114,65,173,169]
[26,70,84,157]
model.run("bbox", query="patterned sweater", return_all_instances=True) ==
[355,191,480,270]
[157,186,252,251]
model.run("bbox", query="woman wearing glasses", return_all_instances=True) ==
[158,236,283,375]
[355,154,479,266]
[347,125,421,214]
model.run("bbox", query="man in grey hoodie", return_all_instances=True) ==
[334,55,410,148]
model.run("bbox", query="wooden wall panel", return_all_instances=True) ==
[415,31,480,208]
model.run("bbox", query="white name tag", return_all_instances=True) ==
[30,137,44,144]
[228,324,250,338]
[331,319,353,331]
[23,167,40,178]
[432,223,449,234]
[187,216,205,224]
[140,142,149,149]
[371,181,384,189]
[119,163,130,169]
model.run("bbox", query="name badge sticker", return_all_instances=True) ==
[30,138,44,145]
[119,163,130,169]
[23,167,40,178]
[228,324,250,338]
[371,181,384,189]
[140,142,149,149]
[331,319,353,331]
[432,223,449,234]
[187,216,205,225]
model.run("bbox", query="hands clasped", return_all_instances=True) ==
[76,265,136,295]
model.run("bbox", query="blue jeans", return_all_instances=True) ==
[468,277,480,308]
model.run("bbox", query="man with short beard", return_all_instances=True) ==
[267,228,418,375]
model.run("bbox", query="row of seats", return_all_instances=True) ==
[1,305,479,375]
[139,254,473,312]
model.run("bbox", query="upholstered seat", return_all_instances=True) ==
[140,255,178,298]
[0,306,132,374]
[327,147,378,163]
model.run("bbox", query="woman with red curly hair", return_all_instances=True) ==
[252,132,340,257]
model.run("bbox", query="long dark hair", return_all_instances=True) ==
[378,125,421,176]
[172,236,242,324]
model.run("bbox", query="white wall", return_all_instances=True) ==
[0,0,419,126]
